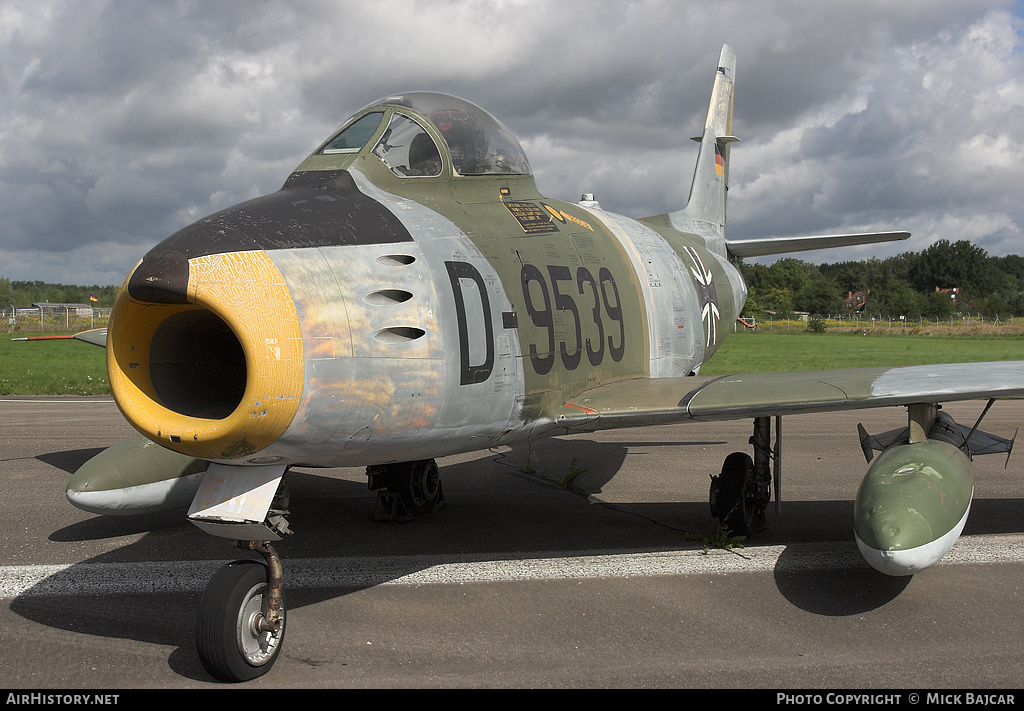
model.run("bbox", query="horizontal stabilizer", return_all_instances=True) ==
[726,231,910,259]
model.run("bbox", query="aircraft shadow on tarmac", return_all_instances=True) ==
[36,448,106,474]
[14,436,1024,680]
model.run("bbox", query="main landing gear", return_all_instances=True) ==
[709,416,779,536]
[193,459,445,682]
[367,458,446,520]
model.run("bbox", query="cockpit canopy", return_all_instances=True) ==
[320,92,532,177]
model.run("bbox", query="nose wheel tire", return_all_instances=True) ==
[196,560,285,682]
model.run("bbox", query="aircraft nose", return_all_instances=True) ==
[108,247,304,462]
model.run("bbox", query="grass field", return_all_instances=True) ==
[701,327,1024,374]
[1,333,109,396]
[2,326,1023,396]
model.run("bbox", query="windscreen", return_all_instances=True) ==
[365,92,532,176]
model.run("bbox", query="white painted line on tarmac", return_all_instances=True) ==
[3,534,1024,599]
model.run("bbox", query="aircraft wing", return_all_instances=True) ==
[74,328,108,347]
[12,328,107,347]
[553,361,1024,430]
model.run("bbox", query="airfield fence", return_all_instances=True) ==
[3,306,111,334]
[6,305,1020,336]
[736,313,1023,333]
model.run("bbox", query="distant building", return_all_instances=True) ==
[934,287,976,311]
[32,302,93,317]
[845,290,870,312]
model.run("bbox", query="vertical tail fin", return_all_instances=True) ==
[653,47,912,261]
[667,45,738,241]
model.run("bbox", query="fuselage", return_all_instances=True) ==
[79,52,990,587]
[69,47,1010,685]
[107,93,746,468]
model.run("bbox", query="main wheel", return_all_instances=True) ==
[395,459,443,516]
[196,560,285,682]
[710,452,761,536]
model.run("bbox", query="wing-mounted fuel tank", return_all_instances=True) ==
[66,433,208,515]
[854,403,1014,576]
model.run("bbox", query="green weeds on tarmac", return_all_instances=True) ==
[2,327,1022,396]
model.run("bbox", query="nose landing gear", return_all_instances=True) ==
[196,542,285,682]
[193,459,446,681]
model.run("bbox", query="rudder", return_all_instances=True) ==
[666,45,739,241]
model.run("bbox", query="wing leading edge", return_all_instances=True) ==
[553,361,1024,431]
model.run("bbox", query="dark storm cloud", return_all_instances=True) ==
[0,0,1021,285]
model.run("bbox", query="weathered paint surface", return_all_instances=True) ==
[83,47,1024,583]
[108,249,303,461]
[854,441,974,550]
[102,49,1024,473]
[65,434,207,514]
[106,83,743,467]
[854,440,974,575]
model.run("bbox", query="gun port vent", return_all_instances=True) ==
[376,254,416,267]
[373,326,426,343]
[362,289,414,305]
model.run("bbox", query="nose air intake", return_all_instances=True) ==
[149,309,248,419]
[108,249,304,462]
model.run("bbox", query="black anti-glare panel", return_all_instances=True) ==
[128,170,413,303]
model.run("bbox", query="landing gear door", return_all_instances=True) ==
[187,463,287,541]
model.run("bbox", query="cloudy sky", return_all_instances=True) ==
[2,0,1023,285]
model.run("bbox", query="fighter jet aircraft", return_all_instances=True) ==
[63,45,1024,681]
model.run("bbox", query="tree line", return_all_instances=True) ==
[0,278,119,309]
[740,239,1024,320]
[2,238,1023,319]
